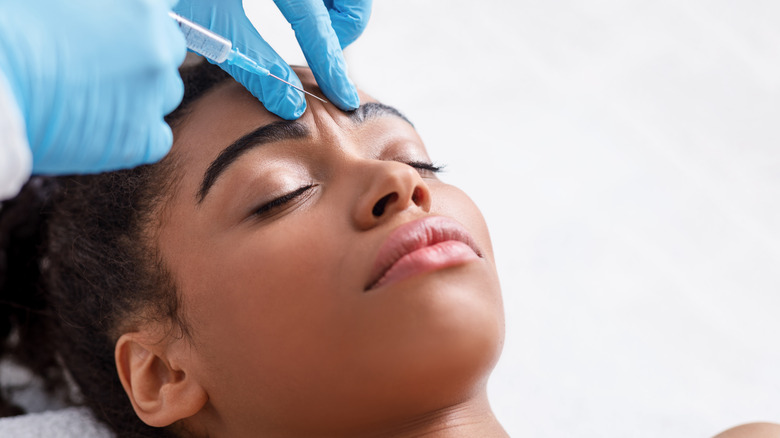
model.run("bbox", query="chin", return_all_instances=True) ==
[374,264,505,410]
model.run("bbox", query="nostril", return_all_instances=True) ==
[372,193,397,217]
[412,187,423,205]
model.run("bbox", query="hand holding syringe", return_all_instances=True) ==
[170,0,372,120]
[169,12,326,105]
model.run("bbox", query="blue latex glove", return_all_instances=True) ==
[0,0,186,175]
[173,0,372,120]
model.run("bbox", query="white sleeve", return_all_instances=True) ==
[0,68,32,201]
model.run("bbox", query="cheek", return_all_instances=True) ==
[166,214,360,426]
[188,220,342,336]
[177,212,359,378]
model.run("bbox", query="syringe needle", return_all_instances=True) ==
[169,12,329,106]
[267,73,328,104]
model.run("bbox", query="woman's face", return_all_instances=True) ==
[156,67,504,436]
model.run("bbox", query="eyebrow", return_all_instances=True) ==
[196,102,413,203]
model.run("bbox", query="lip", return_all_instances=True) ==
[365,216,483,291]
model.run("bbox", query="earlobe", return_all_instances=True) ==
[115,332,208,428]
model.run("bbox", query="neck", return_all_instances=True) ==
[365,392,508,438]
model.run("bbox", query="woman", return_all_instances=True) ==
[0,60,507,437]
[2,61,775,438]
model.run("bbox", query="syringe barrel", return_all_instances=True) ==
[169,12,231,63]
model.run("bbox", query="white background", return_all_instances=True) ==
[246,1,780,436]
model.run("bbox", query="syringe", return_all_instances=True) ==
[168,12,326,104]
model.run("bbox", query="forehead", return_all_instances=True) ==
[170,67,377,169]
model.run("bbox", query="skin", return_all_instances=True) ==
[116,67,506,437]
[714,423,780,438]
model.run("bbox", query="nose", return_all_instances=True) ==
[352,161,432,230]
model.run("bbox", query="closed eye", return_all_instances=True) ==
[253,184,314,218]
[404,161,444,176]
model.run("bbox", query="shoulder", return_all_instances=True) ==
[714,423,780,438]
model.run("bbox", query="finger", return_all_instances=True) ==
[203,5,308,119]
[172,0,307,118]
[273,0,359,111]
[161,67,185,116]
[228,61,307,120]
[99,116,172,171]
[324,0,372,48]
[217,37,307,120]
[142,119,174,165]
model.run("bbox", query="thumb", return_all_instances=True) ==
[273,0,359,111]
[326,0,373,49]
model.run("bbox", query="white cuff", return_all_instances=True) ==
[0,69,31,201]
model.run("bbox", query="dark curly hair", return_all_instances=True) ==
[0,59,230,437]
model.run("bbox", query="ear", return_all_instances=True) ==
[115,331,208,428]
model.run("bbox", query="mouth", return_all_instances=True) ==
[364,216,483,291]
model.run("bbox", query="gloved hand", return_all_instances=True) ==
[0,0,186,175]
[173,0,372,120]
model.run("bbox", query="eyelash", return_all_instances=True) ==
[254,184,314,217]
[253,161,443,217]
[405,160,444,174]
